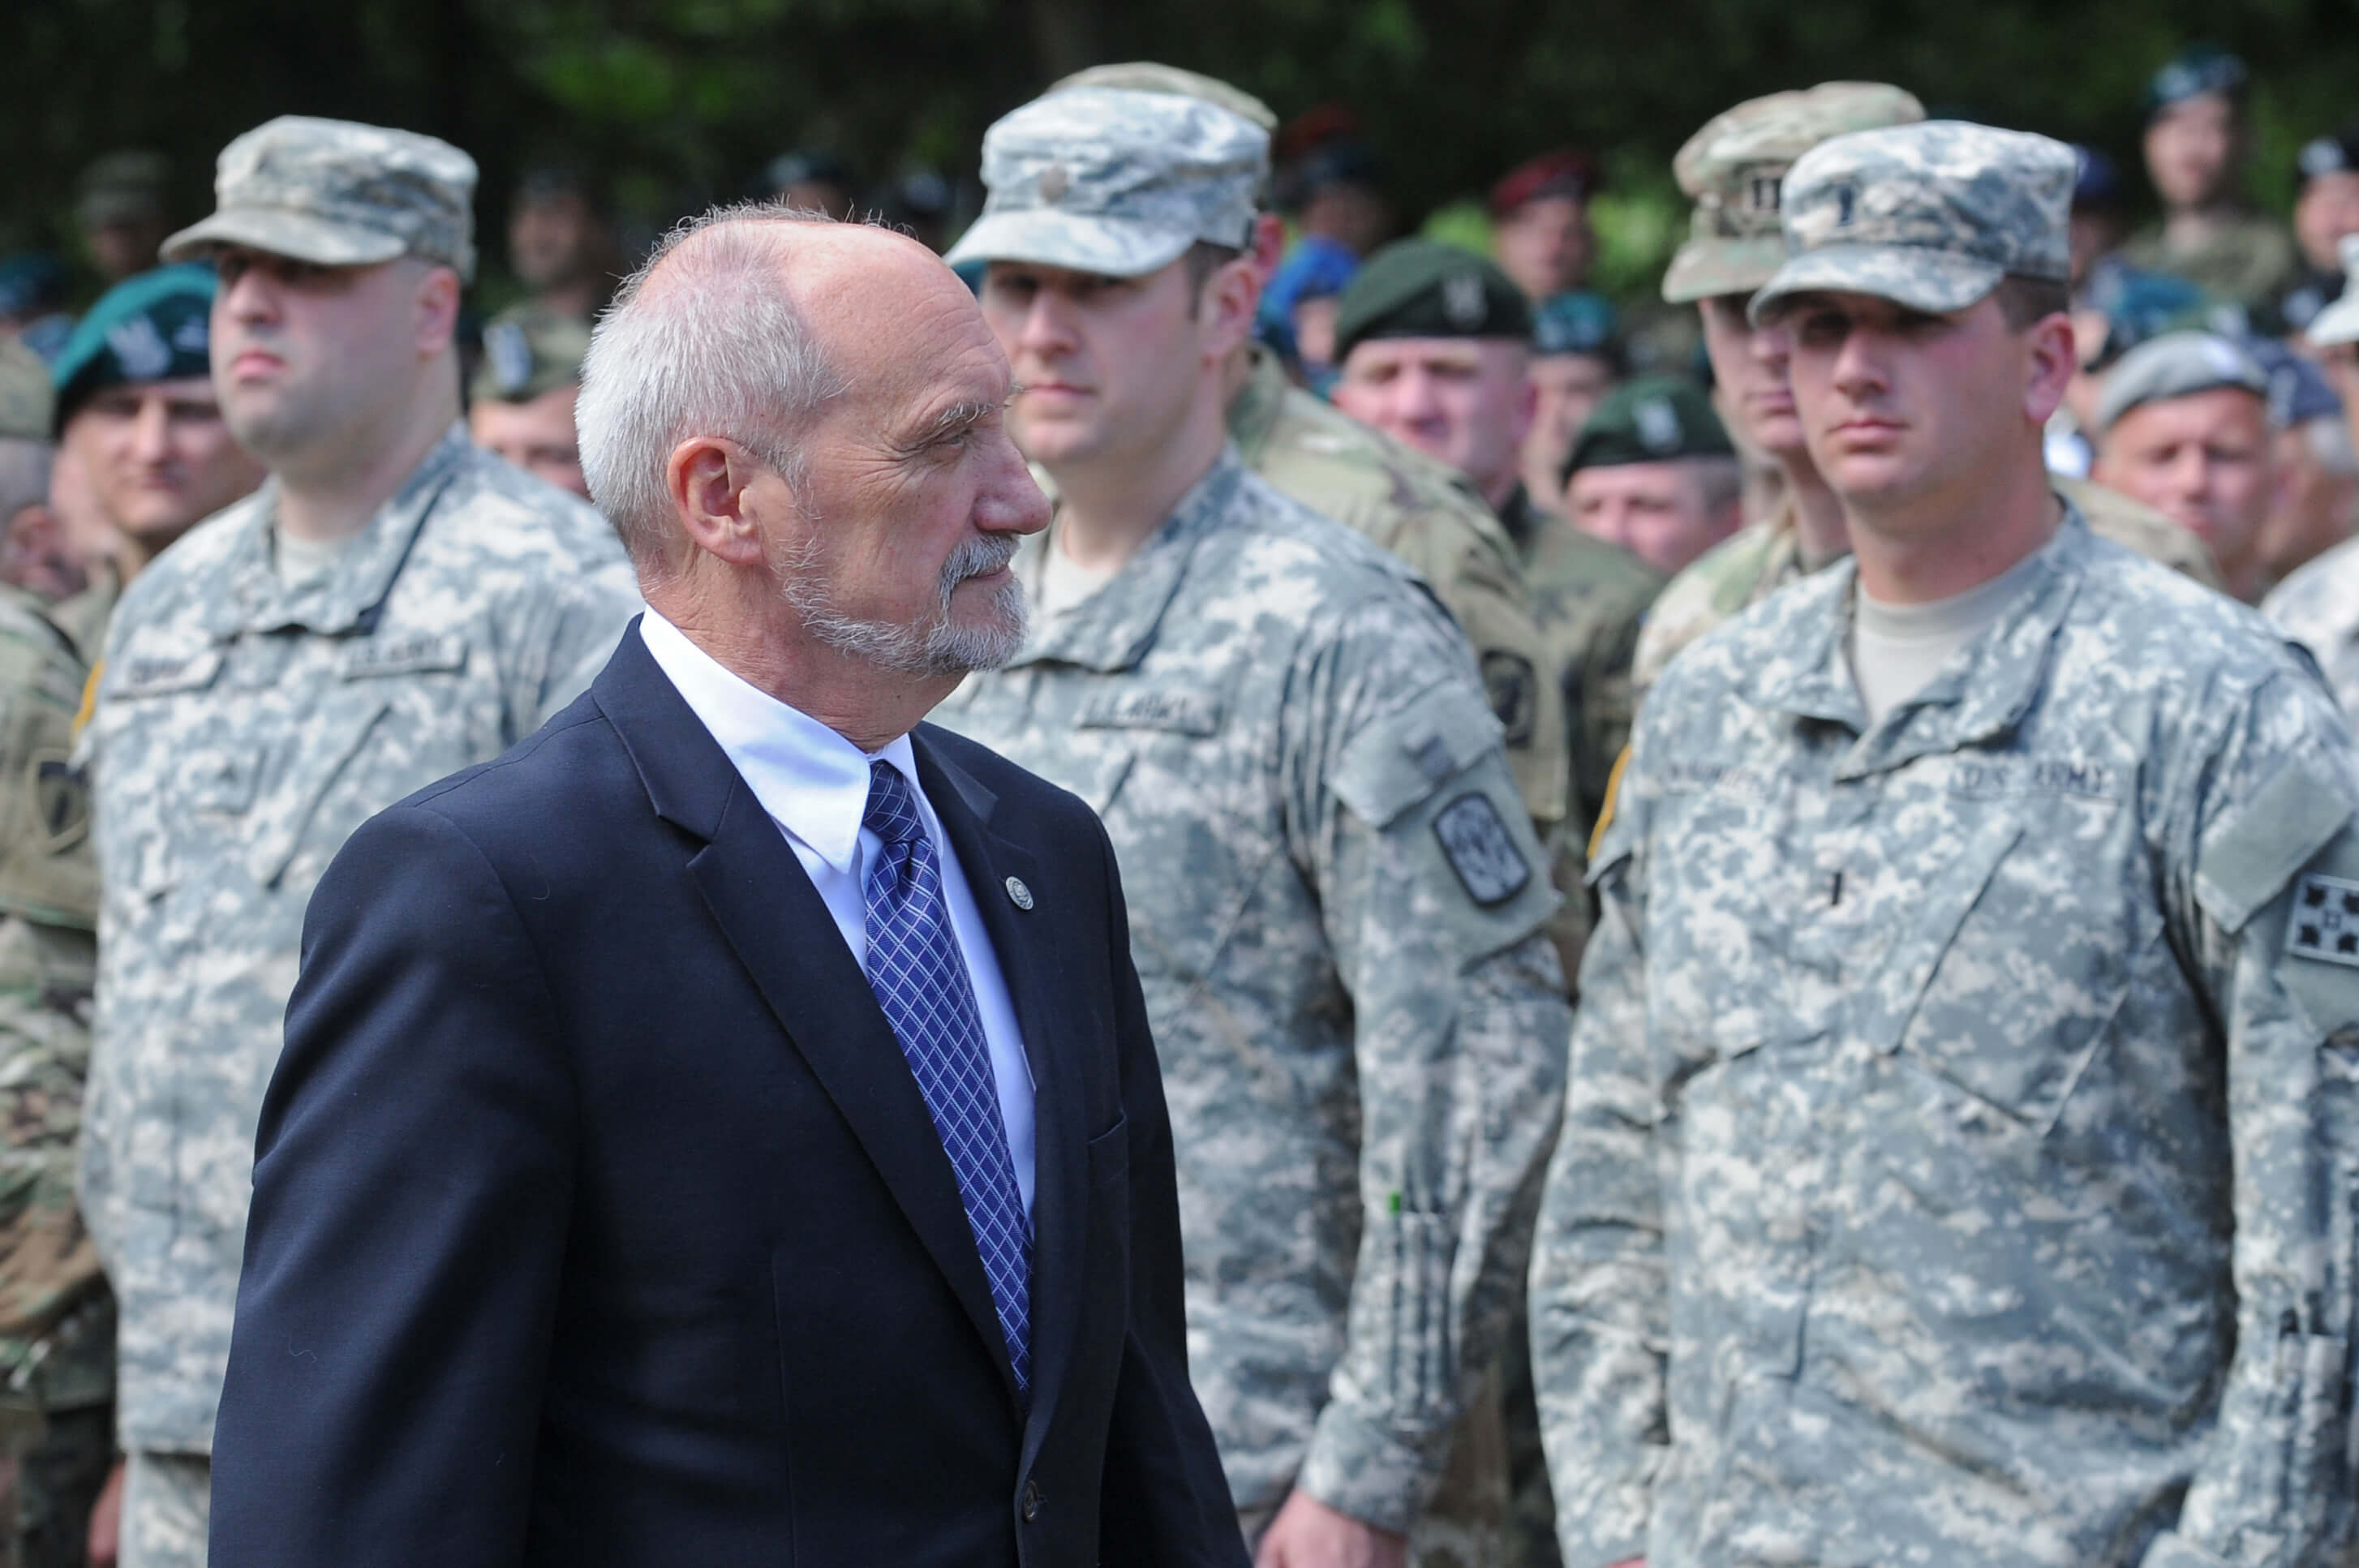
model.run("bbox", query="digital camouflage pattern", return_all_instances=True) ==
[945,87,1263,279]
[0,586,111,1568]
[1231,344,1571,836]
[1532,511,2359,1568]
[1632,478,2222,703]
[2263,533,2359,718]
[1661,82,1925,305]
[935,450,1570,1539]
[79,426,638,1458]
[1047,62,1277,133]
[1752,121,2074,321]
[161,116,478,279]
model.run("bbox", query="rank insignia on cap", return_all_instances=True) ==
[2288,871,2359,966]
[1747,172,1782,215]
[1038,164,1071,203]
[1433,792,1531,907]
[1442,272,1487,329]
[1634,396,1682,454]
[1833,183,1858,227]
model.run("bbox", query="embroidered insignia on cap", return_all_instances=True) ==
[2288,871,2359,966]
[1433,792,1530,907]
[483,321,533,397]
[1634,396,1682,454]
[1442,272,1486,329]
[1833,182,1858,227]
[106,316,172,381]
[1747,173,1782,215]
[1038,164,1071,203]
[170,315,209,354]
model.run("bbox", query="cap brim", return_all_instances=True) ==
[1660,235,1785,305]
[944,210,1197,279]
[1749,243,2005,324]
[161,207,407,269]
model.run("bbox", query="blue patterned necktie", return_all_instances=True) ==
[860,759,1033,1396]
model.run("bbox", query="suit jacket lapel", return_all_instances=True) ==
[915,728,1085,1459]
[595,629,1022,1413]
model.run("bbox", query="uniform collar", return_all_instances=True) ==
[1008,446,1250,676]
[1225,346,1289,467]
[205,422,475,640]
[1747,504,2093,777]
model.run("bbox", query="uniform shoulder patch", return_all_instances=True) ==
[2287,871,2359,967]
[1434,791,1532,906]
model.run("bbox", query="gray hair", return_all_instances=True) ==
[576,200,849,572]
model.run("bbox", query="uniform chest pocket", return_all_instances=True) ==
[1073,686,1225,817]
[1859,807,2142,1133]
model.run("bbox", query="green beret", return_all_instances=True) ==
[50,263,217,436]
[1564,376,1733,479]
[471,307,591,406]
[1332,239,1531,363]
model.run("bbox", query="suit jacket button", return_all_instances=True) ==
[1021,1480,1041,1521]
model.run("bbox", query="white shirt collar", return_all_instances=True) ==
[637,608,921,875]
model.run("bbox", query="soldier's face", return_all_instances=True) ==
[471,384,589,500]
[1522,351,1618,490]
[1699,294,1804,458]
[1569,460,1734,574]
[1494,195,1591,300]
[767,251,1047,677]
[2296,172,2359,275]
[1330,337,1535,505]
[980,256,1240,474]
[1782,290,2070,523]
[2144,95,2237,211]
[60,376,264,552]
[211,248,458,466]
[2091,389,2275,599]
[508,195,602,290]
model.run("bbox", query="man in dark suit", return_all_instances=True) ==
[205,206,1246,1568]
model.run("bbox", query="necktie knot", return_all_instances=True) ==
[862,759,926,852]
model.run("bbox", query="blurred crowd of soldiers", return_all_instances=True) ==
[0,35,2353,1568]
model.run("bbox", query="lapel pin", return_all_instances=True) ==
[1004,875,1034,911]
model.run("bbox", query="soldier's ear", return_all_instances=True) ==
[1196,252,1260,361]
[412,262,462,361]
[2022,309,2077,429]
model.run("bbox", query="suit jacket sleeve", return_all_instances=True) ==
[1089,811,1251,1568]
[208,803,575,1568]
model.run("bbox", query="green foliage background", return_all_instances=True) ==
[7,0,2354,296]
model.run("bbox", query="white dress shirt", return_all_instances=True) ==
[638,611,1036,1214]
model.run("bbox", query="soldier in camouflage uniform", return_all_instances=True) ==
[2264,248,2359,716]
[1532,121,2359,1568]
[76,117,640,1568]
[1325,241,1661,867]
[0,353,110,1568]
[1057,62,1583,964]
[468,306,592,500]
[2120,49,2301,313]
[939,87,1571,1568]
[1633,85,2218,704]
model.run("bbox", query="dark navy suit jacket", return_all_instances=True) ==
[208,623,1244,1568]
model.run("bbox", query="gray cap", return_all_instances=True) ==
[946,87,1267,278]
[2094,330,2271,434]
[1751,120,2073,323]
[2308,234,2359,349]
[162,115,478,280]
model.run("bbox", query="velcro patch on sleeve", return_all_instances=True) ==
[1433,790,1532,907]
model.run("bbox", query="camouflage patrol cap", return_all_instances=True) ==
[470,307,591,406]
[1751,121,2073,323]
[946,88,1266,278]
[0,342,52,444]
[1662,82,1924,304]
[162,116,478,281]
[1048,63,1277,132]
